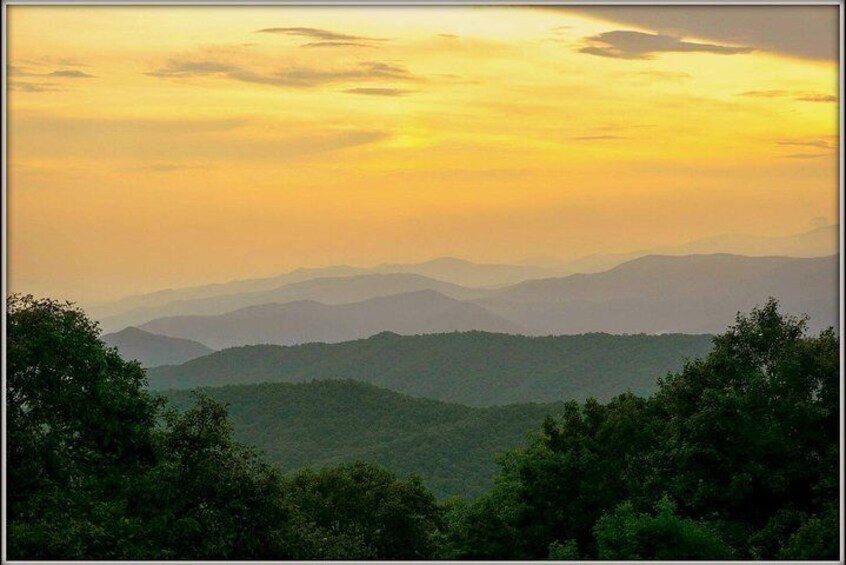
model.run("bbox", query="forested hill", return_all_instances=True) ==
[161,380,564,498]
[148,331,714,406]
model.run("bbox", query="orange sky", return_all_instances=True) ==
[6,6,840,306]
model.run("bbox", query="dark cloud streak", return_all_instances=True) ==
[9,82,65,93]
[795,94,836,103]
[781,153,827,159]
[579,30,753,59]
[48,70,96,78]
[554,6,837,62]
[739,90,836,103]
[301,41,375,48]
[256,27,387,42]
[777,140,833,149]
[148,59,418,88]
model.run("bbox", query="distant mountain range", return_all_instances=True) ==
[92,257,553,322]
[160,379,571,499]
[478,254,838,335]
[98,273,487,332]
[127,254,837,348]
[555,224,838,275]
[147,330,714,405]
[93,224,838,324]
[140,289,521,349]
[101,327,214,368]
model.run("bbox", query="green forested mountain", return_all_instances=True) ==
[162,380,563,498]
[148,331,713,405]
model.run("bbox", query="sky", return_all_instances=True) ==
[6,5,840,306]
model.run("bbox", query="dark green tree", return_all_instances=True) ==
[655,299,839,557]
[6,294,444,560]
[7,294,159,559]
[285,461,443,559]
[446,298,838,560]
[594,497,733,560]
[125,393,302,559]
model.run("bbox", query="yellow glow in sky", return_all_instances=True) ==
[6,6,840,305]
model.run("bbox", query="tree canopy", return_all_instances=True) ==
[438,299,839,560]
[6,294,840,560]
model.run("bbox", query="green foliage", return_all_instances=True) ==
[442,298,839,560]
[449,393,663,559]
[162,380,564,498]
[7,295,839,560]
[5,295,443,560]
[656,300,839,531]
[433,478,523,559]
[285,462,442,559]
[148,330,714,405]
[778,506,840,560]
[548,539,580,559]
[7,294,159,559]
[594,497,733,560]
[125,393,299,559]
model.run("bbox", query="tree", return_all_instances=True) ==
[285,462,443,559]
[594,497,733,560]
[450,298,838,560]
[488,393,664,558]
[655,299,839,556]
[778,505,839,560]
[125,393,301,559]
[433,478,523,559]
[7,294,159,559]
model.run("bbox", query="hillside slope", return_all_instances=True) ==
[93,257,552,323]
[148,330,714,405]
[479,254,838,335]
[101,327,214,367]
[139,290,522,349]
[99,273,488,332]
[161,380,564,498]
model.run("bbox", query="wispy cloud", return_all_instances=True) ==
[344,87,414,97]
[780,153,827,159]
[9,65,39,77]
[553,6,838,62]
[256,27,387,42]
[146,60,241,78]
[795,93,836,103]
[579,30,753,60]
[48,70,96,78]
[9,61,97,91]
[148,59,417,88]
[738,90,790,98]
[776,137,837,160]
[777,139,834,149]
[739,90,837,103]
[9,82,65,93]
[301,41,375,48]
